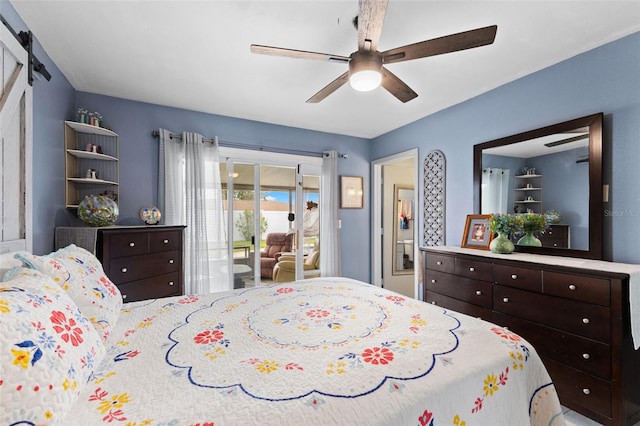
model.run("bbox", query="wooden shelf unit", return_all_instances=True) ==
[513,174,542,213]
[64,121,119,208]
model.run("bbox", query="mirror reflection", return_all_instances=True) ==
[481,127,589,250]
[473,112,603,259]
[393,185,414,275]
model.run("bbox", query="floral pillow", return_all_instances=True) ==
[15,245,123,341]
[0,268,105,424]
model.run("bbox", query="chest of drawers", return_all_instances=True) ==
[97,226,185,302]
[539,224,570,248]
[421,247,640,426]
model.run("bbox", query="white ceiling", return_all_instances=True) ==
[10,1,640,139]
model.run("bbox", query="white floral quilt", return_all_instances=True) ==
[64,277,565,425]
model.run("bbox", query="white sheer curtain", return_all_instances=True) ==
[481,168,511,214]
[320,150,341,276]
[158,129,229,294]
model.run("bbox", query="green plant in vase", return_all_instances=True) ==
[488,213,516,254]
[516,213,547,247]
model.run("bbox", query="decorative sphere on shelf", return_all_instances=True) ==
[139,206,162,225]
[544,209,562,225]
[77,195,119,227]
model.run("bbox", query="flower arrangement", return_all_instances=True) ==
[489,213,517,236]
[518,212,547,235]
[489,212,548,236]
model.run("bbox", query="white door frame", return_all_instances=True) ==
[0,24,33,253]
[371,148,419,298]
[220,148,322,284]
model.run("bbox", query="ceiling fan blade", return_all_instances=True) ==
[357,0,388,51]
[250,44,349,63]
[381,67,418,103]
[382,25,498,64]
[306,72,350,103]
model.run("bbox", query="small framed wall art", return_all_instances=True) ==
[461,214,494,250]
[340,176,364,209]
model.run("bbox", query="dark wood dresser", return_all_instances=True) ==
[56,225,185,302]
[539,224,570,248]
[420,246,640,426]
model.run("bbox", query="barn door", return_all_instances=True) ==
[0,24,33,253]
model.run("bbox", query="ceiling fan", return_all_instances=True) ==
[250,0,497,103]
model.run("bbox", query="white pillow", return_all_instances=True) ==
[15,245,123,342]
[0,251,25,278]
[0,268,105,424]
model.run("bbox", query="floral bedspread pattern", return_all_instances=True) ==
[65,277,565,426]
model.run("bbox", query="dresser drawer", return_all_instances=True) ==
[493,263,542,292]
[426,270,492,308]
[545,358,612,418]
[454,257,492,281]
[108,232,150,258]
[425,291,492,321]
[493,285,610,342]
[493,312,611,379]
[149,230,182,252]
[426,253,455,274]
[539,236,567,248]
[118,271,182,303]
[543,271,610,306]
[109,250,180,284]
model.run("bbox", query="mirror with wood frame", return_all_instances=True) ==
[473,113,603,259]
[393,185,415,274]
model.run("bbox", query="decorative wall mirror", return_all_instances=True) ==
[393,185,415,275]
[473,113,603,260]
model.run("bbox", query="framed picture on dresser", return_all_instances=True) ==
[461,214,493,250]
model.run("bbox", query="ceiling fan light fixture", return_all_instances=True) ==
[350,69,382,92]
[348,51,383,92]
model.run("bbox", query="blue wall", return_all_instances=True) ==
[529,148,589,250]
[371,31,640,264]
[70,93,372,282]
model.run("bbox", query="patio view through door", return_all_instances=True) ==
[220,152,321,287]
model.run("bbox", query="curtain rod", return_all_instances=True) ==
[151,130,347,159]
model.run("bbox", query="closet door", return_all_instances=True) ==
[0,24,33,253]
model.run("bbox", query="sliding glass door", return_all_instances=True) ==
[220,149,321,287]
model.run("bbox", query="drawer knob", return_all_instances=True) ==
[568,284,576,290]
[169,259,174,264]
[511,274,518,280]
[436,261,442,265]
[431,279,436,284]
[163,239,169,244]
[122,294,127,299]
[476,290,482,296]
[121,267,128,273]
[553,243,558,247]
[168,281,174,286]
[582,388,591,395]
[431,301,437,305]
[469,267,475,272]
[129,242,135,247]
[502,297,509,303]
[582,318,590,324]
[582,353,590,360]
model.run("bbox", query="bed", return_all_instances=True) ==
[1,245,565,425]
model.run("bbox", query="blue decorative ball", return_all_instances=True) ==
[78,195,119,227]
